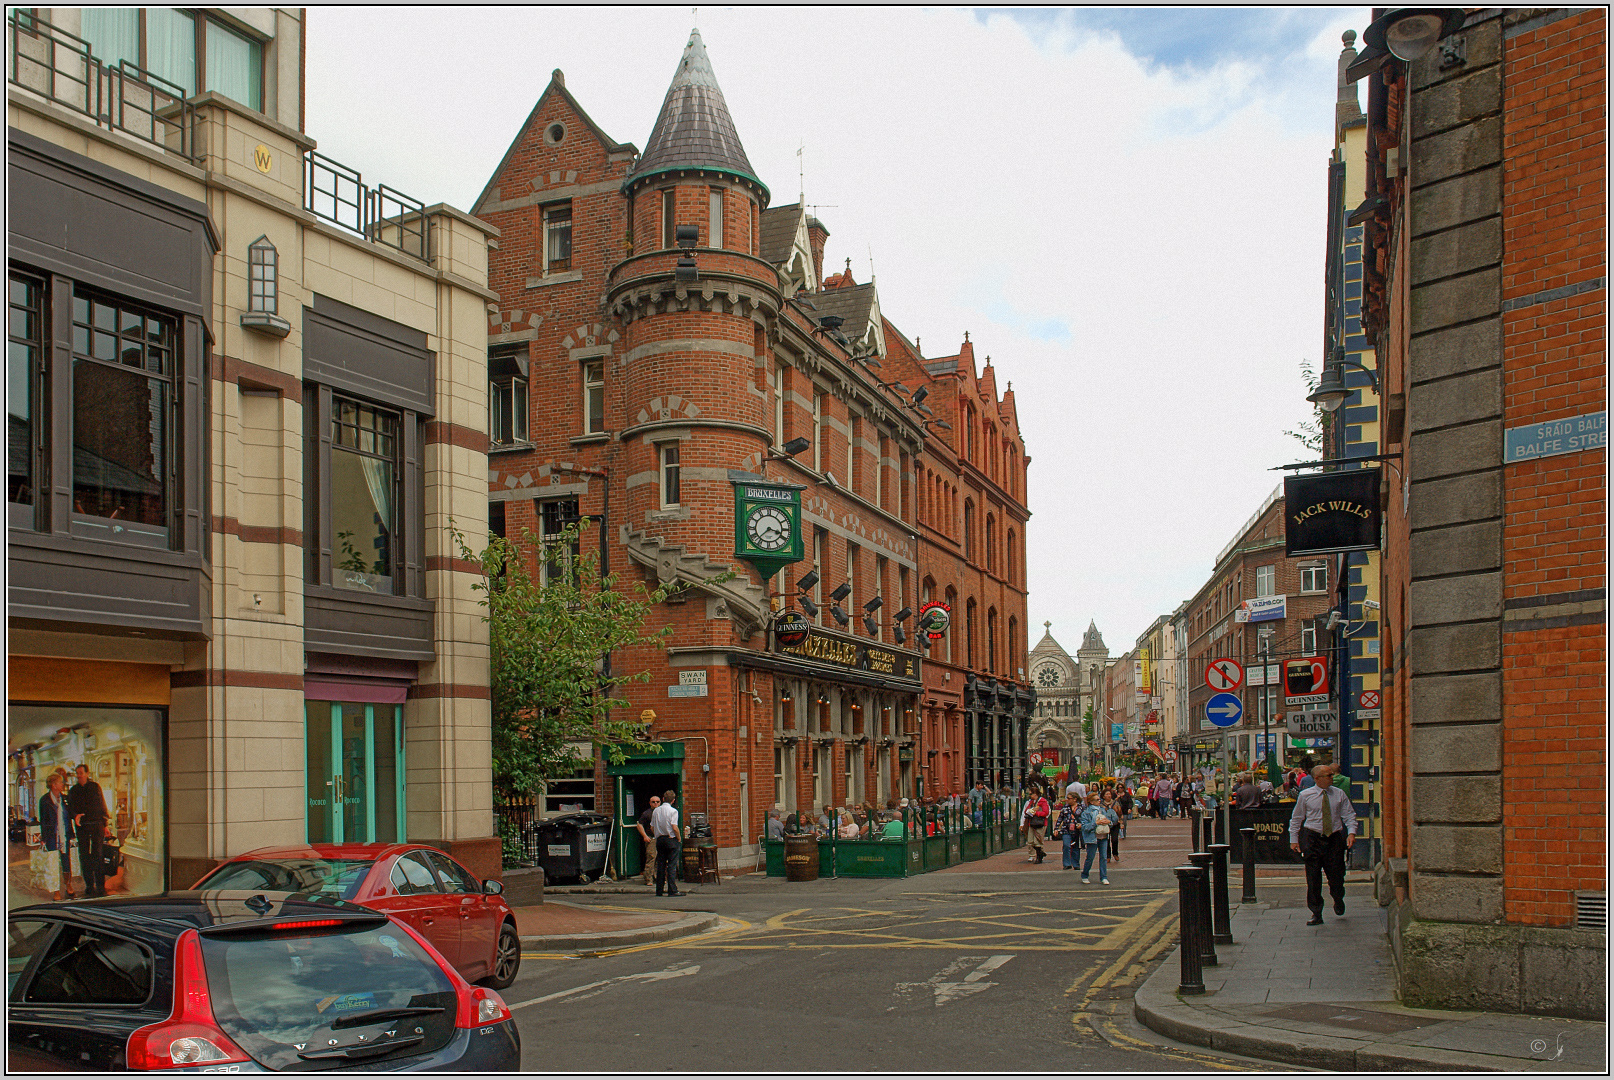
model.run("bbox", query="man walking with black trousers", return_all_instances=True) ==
[650,790,681,898]
[1288,764,1356,925]
[67,764,110,898]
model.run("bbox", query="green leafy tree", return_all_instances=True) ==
[452,520,690,800]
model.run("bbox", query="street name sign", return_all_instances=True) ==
[1205,693,1243,728]
[1205,659,1244,691]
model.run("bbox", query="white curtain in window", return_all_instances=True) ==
[359,458,394,555]
[82,8,140,69]
[144,7,196,96]
[206,20,261,109]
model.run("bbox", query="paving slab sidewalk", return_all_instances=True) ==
[1134,899,1607,1072]
[510,898,720,951]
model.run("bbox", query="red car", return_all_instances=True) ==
[191,843,522,990]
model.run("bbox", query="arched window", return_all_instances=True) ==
[944,587,958,664]
[963,500,975,562]
[248,235,278,314]
[985,514,996,573]
[1008,616,1018,677]
[965,598,978,669]
[987,607,998,673]
[1006,529,1016,584]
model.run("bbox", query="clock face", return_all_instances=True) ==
[746,505,792,551]
[1036,665,1062,688]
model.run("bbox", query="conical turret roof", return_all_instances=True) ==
[627,29,769,203]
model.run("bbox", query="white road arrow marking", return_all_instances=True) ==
[506,963,700,1011]
[896,954,1013,1006]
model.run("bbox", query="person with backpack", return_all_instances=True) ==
[1022,789,1051,863]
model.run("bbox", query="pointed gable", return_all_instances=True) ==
[472,69,634,217]
[627,28,769,203]
[761,203,818,293]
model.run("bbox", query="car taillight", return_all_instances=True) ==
[455,985,512,1028]
[126,930,251,1070]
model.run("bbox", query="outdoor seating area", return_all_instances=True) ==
[763,796,1024,878]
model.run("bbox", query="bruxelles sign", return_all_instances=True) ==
[779,627,920,682]
[1284,468,1381,557]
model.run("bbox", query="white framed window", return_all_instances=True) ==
[658,442,681,507]
[1301,625,1317,655]
[582,360,605,433]
[812,390,823,472]
[543,203,572,273]
[1255,564,1275,597]
[708,188,724,249]
[814,745,829,808]
[489,346,528,448]
[774,746,784,807]
[773,365,785,445]
[538,497,580,587]
[1301,564,1328,593]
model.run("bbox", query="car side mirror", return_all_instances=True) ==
[483,878,504,895]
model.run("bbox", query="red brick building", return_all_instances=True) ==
[471,31,1031,869]
[1353,7,1605,1017]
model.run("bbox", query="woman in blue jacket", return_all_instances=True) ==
[1079,793,1117,885]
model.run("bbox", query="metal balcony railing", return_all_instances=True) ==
[8,12,194,160]
[304,150,429,261]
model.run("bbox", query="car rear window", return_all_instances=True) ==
[201,859,374,900]
[200,921,457,1071]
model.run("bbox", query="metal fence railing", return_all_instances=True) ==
[494,794,543,867]
[9,13,194,160]
[305,149,429,261]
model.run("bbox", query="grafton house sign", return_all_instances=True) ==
[1284,469,1381,556]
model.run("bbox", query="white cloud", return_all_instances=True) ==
[306,7,1354,656]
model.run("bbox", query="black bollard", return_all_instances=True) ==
[1240,827,1258,904]
[1189,807,1203,852]
[1208,842,1233,945]
[1188,851,1218,966]
[1174,865,1206,995]
[1214,804,1227,846]
[1202,808,1215,854]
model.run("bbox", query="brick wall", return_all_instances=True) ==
[1499,8,1607,928]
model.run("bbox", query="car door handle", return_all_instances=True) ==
[422,917,433,925]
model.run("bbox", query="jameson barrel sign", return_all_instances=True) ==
[1285,468,1381,556]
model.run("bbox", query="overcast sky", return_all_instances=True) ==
[307,5,1368,659]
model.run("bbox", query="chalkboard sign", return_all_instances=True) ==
[1229,805,1303,864]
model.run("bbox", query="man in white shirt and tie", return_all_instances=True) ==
[649,790,681,898]
[1288,764,1356,925]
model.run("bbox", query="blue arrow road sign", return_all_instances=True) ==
[1206,693,1243,728]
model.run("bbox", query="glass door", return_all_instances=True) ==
[305,701,404,844]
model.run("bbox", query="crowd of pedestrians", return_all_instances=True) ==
[763,790,1013,844]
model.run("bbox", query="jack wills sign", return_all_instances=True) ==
[1285,469,1381,556]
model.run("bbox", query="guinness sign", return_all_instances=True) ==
[773,611,811,648]
[1284,468,1381,556]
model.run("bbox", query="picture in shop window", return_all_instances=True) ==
[7,707,166,910]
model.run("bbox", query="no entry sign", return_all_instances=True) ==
[1205,658,1244,691]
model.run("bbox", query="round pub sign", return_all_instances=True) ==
[774,611,810,648]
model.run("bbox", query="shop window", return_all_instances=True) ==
[247,235,278,314]
[659,442,680,507]
[69,289,177,549]
[1301,564,1328,593]
[543,203,572,273]
[538,496,580,587]
[582,360,605,434]
[330,398,399,594]
[9,272,42,522]
[83,8,262,110]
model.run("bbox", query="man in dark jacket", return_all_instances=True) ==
[67,764,110,897]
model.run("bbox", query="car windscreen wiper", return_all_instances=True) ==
[329,1005,446,1030]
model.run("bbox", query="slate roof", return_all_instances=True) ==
[809,281,878,341]
[628,29,768,201]
[760,204,802,266]
[1082,620,1108,653]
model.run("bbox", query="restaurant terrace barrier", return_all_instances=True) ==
[764,797,1028,879]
